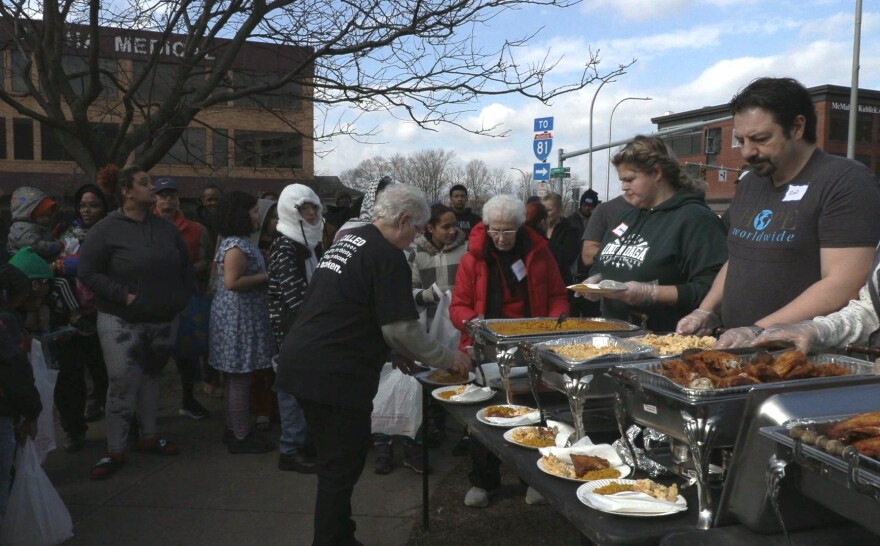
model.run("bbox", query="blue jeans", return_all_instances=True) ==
[277,391,307,455]
[0,417,15,515]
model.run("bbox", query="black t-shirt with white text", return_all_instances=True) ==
[274,224,418,411]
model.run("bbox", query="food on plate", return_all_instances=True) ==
[826,411,880,442]
[548,344,628,361]
[487,318,621,336]
[484,405,534,418]
[540,454,621,480]
[594,482,635,495]
[630,333,715,355]
[435,385,467,400]
[510,426,557,448]
[633,479,679,502]
[427,369,468,384]
[657,350,850,390]
[570,454,610,476]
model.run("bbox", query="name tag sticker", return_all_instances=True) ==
[511,259,527,281]
[643,404,658,415]
[782,184,808,202]
[612,222,629,237]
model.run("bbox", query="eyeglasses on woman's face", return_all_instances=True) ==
[487,229,517,239]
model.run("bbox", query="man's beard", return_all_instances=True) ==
[748,157,776,177]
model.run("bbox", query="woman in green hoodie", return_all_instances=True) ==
[587,136,727,332]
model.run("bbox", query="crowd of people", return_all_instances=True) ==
[2,75,880,545]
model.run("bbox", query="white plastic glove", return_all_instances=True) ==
[714,326,763,349]
[752,321,823,353]
[576,273,603,302]
[604,281,657,306]
[676,309,721,336]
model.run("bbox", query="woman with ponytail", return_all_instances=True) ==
[267,184,323,472]
[78,164,194,480]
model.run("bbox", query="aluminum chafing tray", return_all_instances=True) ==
[472,317,639,345]
[759,415,880,535]
[533,334,657,372]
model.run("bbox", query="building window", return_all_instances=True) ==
[730,128,741,148]
[234,130,303,168]
[0,118,6,159]
[705,127,721,155]
[212,128,228,167]
[13,118,34,160]
[42,122,119,161]
[56,56,118,98]
[158,128,207,165]
[12,52,31,93]
[829,110,873,143]
[131,61,204,102]
[233,71,302,110]
[664,132,701,157]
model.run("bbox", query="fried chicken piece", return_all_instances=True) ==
[571,454,610,476]
[852,436,880,459]
[659,360,692,386]
[827,412,880,442]
[811,363,850,378]
[782,364,818,380]
[715,373,762,388]
[739,363,781,383]
[686,350,741,375]
[771,350,807,377]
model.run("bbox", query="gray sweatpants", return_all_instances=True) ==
[97,312,178,453]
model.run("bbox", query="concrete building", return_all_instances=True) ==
[0,25,315,199]
[652,84,880,210]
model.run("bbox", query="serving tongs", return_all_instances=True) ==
[554,313,567,329]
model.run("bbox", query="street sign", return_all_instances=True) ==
[550,166,571,178]
[718,169,728,182]
[536,182,549,197]
[533,163,550,181]
[533,132,552,162]
[533,117,554,132]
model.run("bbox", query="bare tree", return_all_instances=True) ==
[0,0,632,180]
[338,157,391,192]
[406,149,456,202]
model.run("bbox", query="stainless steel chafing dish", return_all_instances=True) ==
[520,334,655,442]
[465,317,639,404]
[759,412,880,536]
[609,353,878,530]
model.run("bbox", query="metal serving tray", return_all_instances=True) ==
[475,317,639,344]
[758,415,880,535]
[534,334,657,372]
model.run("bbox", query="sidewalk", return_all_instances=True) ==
[42,368,461,546]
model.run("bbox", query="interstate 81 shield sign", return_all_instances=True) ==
[533,132,552,162]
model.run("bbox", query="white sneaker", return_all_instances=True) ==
[464,486,489,507]
[525,486,547,505]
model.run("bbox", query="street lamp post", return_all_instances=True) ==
[510,167,530,202]
[605,96,652,200]
[588,76,615,190]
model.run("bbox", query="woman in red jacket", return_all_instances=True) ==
[449,194,568,508]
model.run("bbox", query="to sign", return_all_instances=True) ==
[533,117,554,132]
[533,163,550,181]
[550,166,571,177]
[533,132,552,162]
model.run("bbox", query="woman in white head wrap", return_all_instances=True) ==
[268,183,325,472]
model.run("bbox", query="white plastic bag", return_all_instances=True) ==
[428,290,460,352]
[29,340,57,462]
[0,439,73,546]
[370,363,422,439]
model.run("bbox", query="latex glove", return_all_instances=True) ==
[450,350,473,377]
[676,309,721,336]
[752,321,821,353]
[576,273,603,302]
[714,326,763,349]
[604,281,657,306]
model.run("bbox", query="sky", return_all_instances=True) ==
[313,0,880,201]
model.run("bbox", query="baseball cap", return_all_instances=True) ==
[154,178,178,193]
[580,189,600,206]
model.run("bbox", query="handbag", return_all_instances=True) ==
[0,439,73,546]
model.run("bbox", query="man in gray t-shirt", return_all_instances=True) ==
[580,195,636,269]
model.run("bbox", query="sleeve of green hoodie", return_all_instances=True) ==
[674,207,728,311]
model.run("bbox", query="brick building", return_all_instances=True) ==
[652,84,880,210]
[0,25,315,200]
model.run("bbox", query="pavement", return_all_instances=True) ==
[41,367,463,546]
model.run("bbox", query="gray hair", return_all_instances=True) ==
[373,184,430,226]
[482,194,525,229]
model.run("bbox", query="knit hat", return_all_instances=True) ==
[8,247,54,280]
[31,197,58,219]
[580,189,600,206]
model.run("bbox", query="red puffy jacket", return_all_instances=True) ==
[450,222,569,351]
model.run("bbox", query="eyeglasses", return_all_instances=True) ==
[487,229,517,239]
